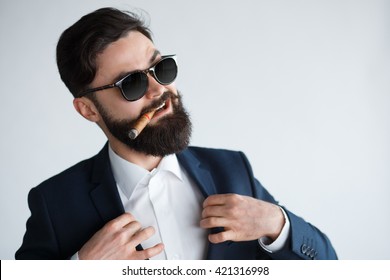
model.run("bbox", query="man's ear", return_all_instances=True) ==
[73,97,100,122]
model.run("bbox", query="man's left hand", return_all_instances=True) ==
[200,194,285,244]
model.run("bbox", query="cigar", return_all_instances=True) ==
[128,102,165,140]
[128,110,156,140]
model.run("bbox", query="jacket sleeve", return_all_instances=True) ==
[239,151,338,260]
[273,207,338,260]
[15,187,61,259]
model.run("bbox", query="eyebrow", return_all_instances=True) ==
[150,49,161,64]
[112,50,162,83]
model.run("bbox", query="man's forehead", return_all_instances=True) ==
[95,32,160,77]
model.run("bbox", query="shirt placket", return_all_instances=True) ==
[148,171,183,260]
[128,174,166,260]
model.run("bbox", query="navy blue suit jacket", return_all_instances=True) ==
[16,145,337,259]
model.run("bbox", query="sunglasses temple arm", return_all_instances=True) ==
[77,84,117,97]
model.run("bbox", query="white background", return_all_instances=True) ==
[0,0,389,259]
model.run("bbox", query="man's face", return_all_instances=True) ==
[87,31,191,156]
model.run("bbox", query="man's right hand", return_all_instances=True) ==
[78,213,164,260]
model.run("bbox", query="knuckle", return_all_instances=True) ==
[129,221,142,230]
[226,207,236,216]
[130,227,154,245]
[135,227,152,240]
[220,232,229,241]
[208,217,218,226]
[227,205,241,217]
[147,226,156,234]
[202,207,211,218]
[123,212,135,220]
[112,230,128,244]
[200,217,214,228]
[226,193,240,204]
[104,220,120,232]
[212,232,227,243]
[232,193,243,202]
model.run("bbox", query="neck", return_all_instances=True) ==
[108,138,162,171]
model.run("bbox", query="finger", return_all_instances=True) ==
[208,230,236,244]
[203,193,237,208]
[128,226,156,247]
[202,205,227,218]
[106,213,137,231]
[200,217,229,229]
[122,220,143,235]
[134,243,165,260]
[103,221,142,249]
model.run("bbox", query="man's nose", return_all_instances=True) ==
[144,73,164,100]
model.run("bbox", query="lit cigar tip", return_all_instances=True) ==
[128,129,139,140]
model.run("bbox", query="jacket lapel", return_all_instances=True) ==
[88,144,144,252]
[176,148,217,197]
[89,144,125,223]
[177,148,231,259]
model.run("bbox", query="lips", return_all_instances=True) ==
[152,98,171,120]
[155,101,166,112]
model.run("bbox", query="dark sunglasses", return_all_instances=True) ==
[77,55,178,101]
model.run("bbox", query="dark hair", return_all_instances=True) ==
[56,7,152,97]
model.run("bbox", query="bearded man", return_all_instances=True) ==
[16,7,337,260]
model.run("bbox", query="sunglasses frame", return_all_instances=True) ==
[77,55,177,101]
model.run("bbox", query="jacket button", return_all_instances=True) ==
[301,244,307,254]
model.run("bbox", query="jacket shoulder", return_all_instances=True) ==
[35,156,93,191]
[33,145,108,194]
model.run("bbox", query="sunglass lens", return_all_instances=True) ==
[121,73,148,101]
[155,58,177,84]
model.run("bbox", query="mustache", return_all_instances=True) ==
[138,91,179,116]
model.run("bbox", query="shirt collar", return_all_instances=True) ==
[108,145,183,200]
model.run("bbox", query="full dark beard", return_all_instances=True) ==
[94,91,192,157]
